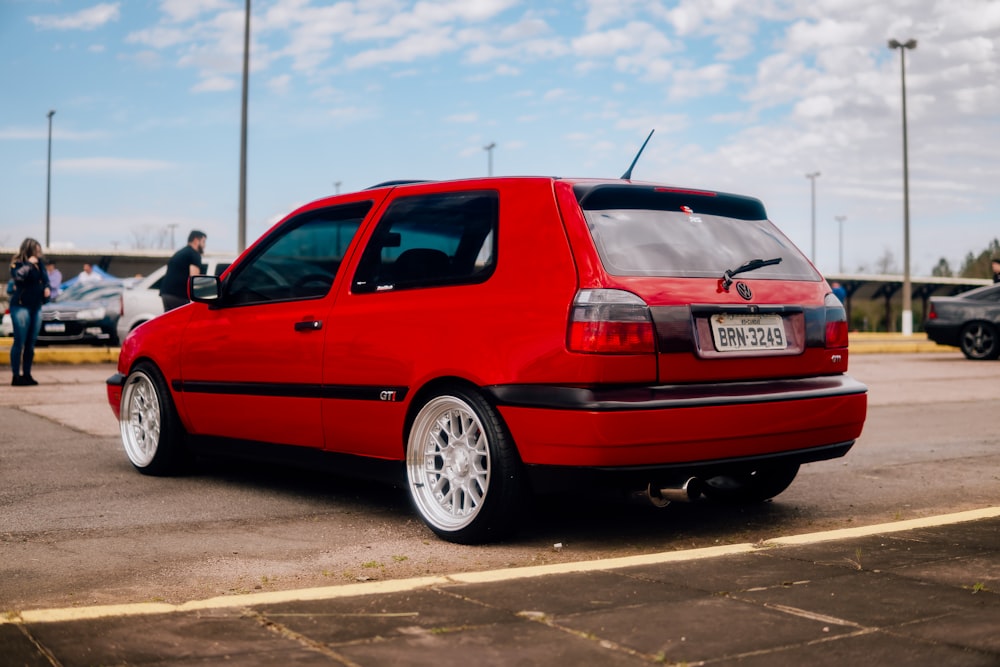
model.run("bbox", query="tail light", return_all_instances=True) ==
[824,293,849,348]
[927,303,937,320]
[568,289,656,354]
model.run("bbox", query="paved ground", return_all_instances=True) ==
[3,336,996,667]
[2,510,998,666]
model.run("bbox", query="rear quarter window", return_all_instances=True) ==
[575,184,819,281]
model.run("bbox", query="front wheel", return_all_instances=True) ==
[959,322,999,360]
[119,362,191,476]
[405,388,526,544]
[702,463,800,504]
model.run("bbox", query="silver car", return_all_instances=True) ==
[116,257,233,343]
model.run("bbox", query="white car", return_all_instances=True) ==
[116,257,233,343]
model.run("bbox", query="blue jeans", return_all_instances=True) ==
[10,304,42,378]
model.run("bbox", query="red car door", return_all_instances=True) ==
[176,202,373,448]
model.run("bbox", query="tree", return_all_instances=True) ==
[874,248,898,275]
[959,238,1000,279]
[931,257,953,277]
[129,226,171,250]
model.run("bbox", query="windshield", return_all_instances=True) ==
[56,282,123,302]
[576,184,819,281]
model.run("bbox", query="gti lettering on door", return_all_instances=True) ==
[380,390,398,402]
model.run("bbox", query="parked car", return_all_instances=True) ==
[107,177,868,543]
[925,283,1000,360]
[39,280,128,345]
[116,257,234,342]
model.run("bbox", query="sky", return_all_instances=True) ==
[1,0,998,277]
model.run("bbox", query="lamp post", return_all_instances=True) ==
[237,0,250,253]
[805,171,820,263]
[484,142,496,176]
[889,37,916,335]
[835,215,847,273]
[46,109,55,248]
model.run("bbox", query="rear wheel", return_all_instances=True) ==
[959,322,999,360]
[405,388,526,544]
[119,362,191,476]
[702,463,800,504]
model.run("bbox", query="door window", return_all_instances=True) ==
[224,202,371,306]
[352,191,498,293]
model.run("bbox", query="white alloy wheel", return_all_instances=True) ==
[118,362,189,475]
[407,394,494,536]
[120,370,162,468]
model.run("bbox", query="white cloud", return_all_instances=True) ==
[126,26,190,49]
[191,75,236,92]
[54,158,174,173]
[160,0,236,24]
[346,28,459,68]
[267,74,292,95]
[29,3,120,31]
[447,113,480,123]
[668,63,730,100]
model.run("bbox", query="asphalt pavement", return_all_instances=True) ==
[3,336,998,666]
[2,509,998,666]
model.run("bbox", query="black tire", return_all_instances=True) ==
[702,463,800,504]
[405,386,527,544]
[959,322,1000,360]
[118,361,191,476]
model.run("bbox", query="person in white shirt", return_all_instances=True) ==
[76,263,102,286]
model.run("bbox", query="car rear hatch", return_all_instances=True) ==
[561,181,848,384]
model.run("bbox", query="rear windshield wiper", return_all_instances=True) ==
[722,257,782,290]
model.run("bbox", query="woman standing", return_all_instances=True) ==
[9,238,51,386]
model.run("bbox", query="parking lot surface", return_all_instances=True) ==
[3,509,999,666]
[2,342,998,665]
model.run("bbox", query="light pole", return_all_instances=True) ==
[889,37,916,335]
[46,109,55,248]
[805,171,820,263]
[334,181,342,194]
[484,142,496,176]
[835,215,847,273]
[237,0,250,253]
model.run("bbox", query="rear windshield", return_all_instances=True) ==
[575,184,819,281]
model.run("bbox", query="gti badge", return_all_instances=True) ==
[736,282,753,301]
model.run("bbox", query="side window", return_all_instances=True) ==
[352,190,498,293]
[224,202,371,306]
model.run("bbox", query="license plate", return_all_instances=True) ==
[710,313,786,351]
[44,322,66,333]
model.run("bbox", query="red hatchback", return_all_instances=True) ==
[108,177,867,543]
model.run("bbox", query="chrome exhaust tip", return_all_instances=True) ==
[641,478,705,507]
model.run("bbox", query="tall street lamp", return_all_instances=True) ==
[889,37,916,335]
[805,171,820,263]
[237,0,250,253]
[835,215,847,273]
[46,109,55,248]
[484,142,496,176]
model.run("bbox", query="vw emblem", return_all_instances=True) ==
[736,282,753,301]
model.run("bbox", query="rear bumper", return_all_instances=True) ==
[924,322,960,347]
[486,374,867,468]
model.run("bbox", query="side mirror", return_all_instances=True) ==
[189,275,220,303]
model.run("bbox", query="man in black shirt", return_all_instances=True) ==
[160,230,207,311]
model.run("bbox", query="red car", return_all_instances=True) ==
[107,177,867,543]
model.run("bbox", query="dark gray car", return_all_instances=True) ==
[39,281,126,345]
[925,283,1000,359]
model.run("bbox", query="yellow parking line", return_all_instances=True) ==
[6,506,998,626]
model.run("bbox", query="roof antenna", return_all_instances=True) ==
[620,129,655,180]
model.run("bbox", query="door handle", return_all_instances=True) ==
[294,320,323,332]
